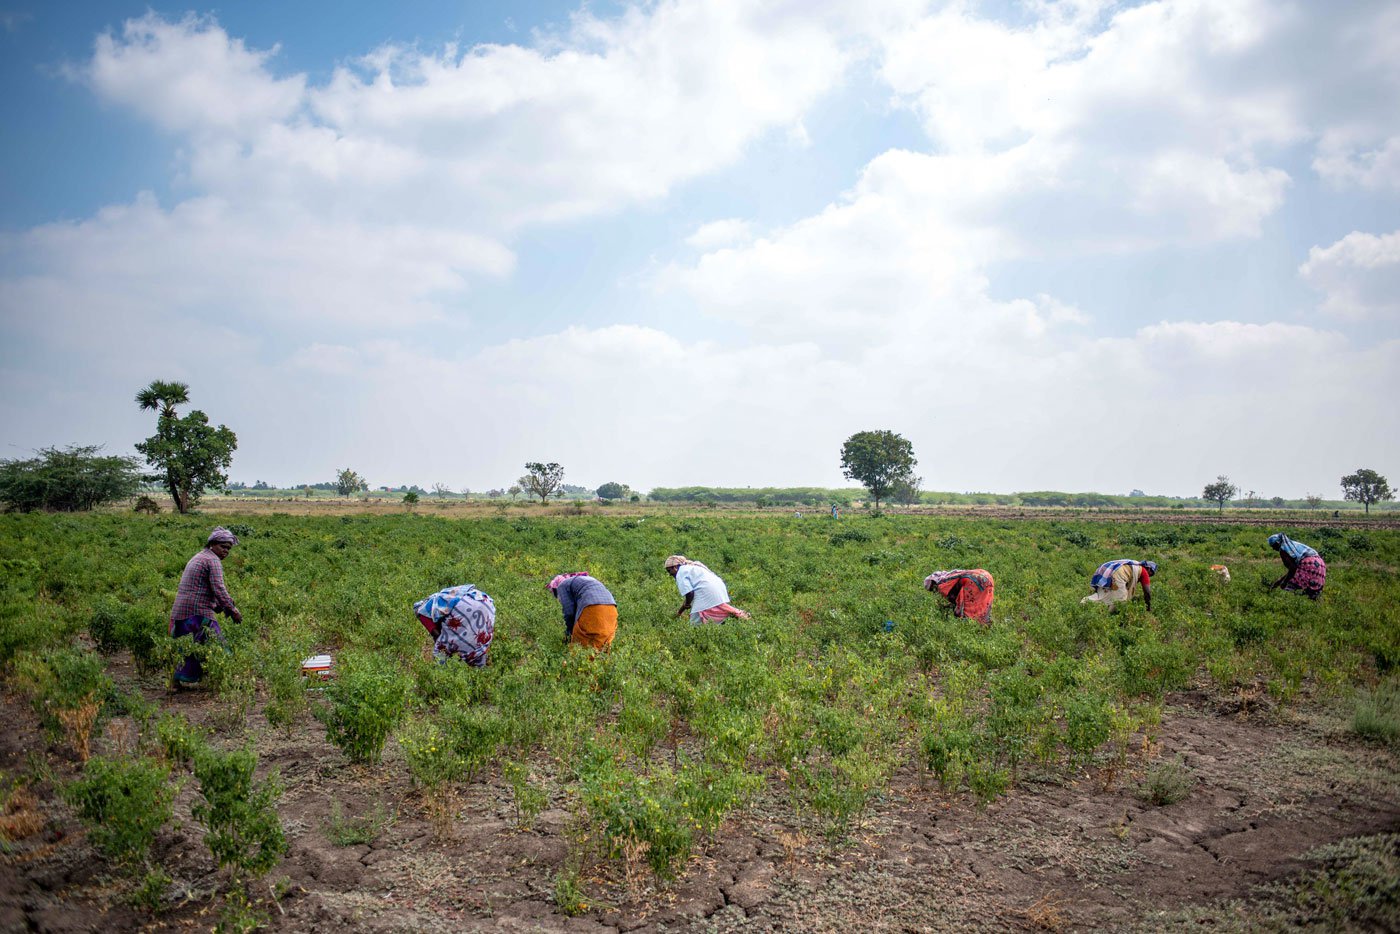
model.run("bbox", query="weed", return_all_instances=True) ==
[63,754,174,866]
[1137,757,1195,806]
[325,800,393,846]
[0,781,44,843]
[504,760,548,830]
[1352,677,1400,745]
[130,867,171,912]
[553,870,587,916]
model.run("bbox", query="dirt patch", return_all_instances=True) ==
[1,682,1396,932]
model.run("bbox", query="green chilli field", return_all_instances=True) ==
[2,510,1398,931]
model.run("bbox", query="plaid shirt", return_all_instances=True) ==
[169,548,238,622]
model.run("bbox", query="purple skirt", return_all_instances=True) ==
[170,615,223,683]
[1284,555,1327,595]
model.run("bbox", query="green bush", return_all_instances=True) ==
[1352,677,1400,745]
[64,754,173,866]
[12,646,113,755]
[192,746,286,877]
[318,652,411,763]
[155,712,210,766]
[1137,757,1195,805]
[0,445,143,512]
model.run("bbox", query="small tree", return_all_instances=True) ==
[1341,468,1393,515]
[839,430,917,510]
[432,483,452,498]
[1305,493,1323,510]
[335,468,368,497]
[134,381,237,514]
[508,484,522,501]
[890,475,923,505]
[0,445,143,512]
[1202,476,1237,513]
[522,462,565,504]
[596,482,629,501]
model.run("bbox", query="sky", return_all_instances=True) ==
[1,0,1397,497]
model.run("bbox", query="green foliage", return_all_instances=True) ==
[504,760,548,829]
[1202,475,1237,512]
[1341,467,1393,515]
[12,646,113,744]
[1280,834,1400,929]
[553,870,587,916]
[335,468,368,497]
[192,745,286,877]
[596,482,628,501]
[88,597,166,672]
[135,381,237,514]
[522,461,565,503]
[1137,756,1195,805]
[155,712,210,766]
[64,754,174,866]
[839,430,917,509]
[1352,677,1400,745]
[402,490,419,505]
[0,445,143,512]
[325,800,393,846]
[130,867,171,911]
[318,652,411,763]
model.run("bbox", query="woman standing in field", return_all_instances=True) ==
[169,526,242,685]
[923,569,995,624]
[549,572,618,649]
[665,555,751,624]
[1082,559,1156,609]
[413,584,496,666]
[1267,533,1326,599]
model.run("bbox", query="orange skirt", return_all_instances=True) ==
[571,603,617,650]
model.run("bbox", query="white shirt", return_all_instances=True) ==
[675,565,730,618]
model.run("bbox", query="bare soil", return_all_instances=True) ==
[3,664,1398,933]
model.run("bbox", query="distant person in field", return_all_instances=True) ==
[1267,534,1326,599]
[169,527,242,685]
[923,569,995,624]
[1082,559,1156,609]
[549,572,617,649]
[413,584,496,666]
[665,555,751,624]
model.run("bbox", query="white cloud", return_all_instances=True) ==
[1300,230,1400,319]
[685,219,756,250]
[80,5,858,231]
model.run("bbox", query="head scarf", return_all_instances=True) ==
[924,570,966,591]
[548,572,591,592]
[664,555,710,572]
[1143,561,1158,575]
[1267,533,1317,561]
[207,526,238,546]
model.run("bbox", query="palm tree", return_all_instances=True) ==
[135,380,190,421]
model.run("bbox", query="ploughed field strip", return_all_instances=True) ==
[1,512,1397,931]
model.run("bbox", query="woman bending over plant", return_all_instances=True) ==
[548,572,618,649]
[1267,533,1326,599]
[923,569,995,624]
[414,584,496,666]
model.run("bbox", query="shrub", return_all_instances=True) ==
[13,647,112,758]
[155,712,210,766]
[1137,756,1195,805]
[133,495,162,514]
[64,754,174,866]
[397,717,467,789]
[88,598,166,672]
[0,445,143,512]
[192,746,286,877]
[318,652,411,763]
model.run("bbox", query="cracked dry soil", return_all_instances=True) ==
[3,685,1397,933]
